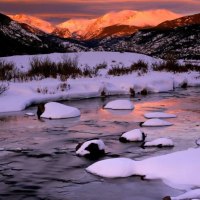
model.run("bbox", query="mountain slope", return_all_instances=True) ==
[9,14,55,33]
[155,13,200,30]
[0,13,88,56]
[94,13,200,59]
[85,25,139,40]
[58,19,96,38]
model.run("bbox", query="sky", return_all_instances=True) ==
[0,0,199,23]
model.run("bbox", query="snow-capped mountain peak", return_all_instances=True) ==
[9,14,55,33]
[57,18,96,36]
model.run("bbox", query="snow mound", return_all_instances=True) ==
[86,158,135,178]
[170,189,200,200]
[142,118,173,127]
[142,138,174,148]
[104,99,134,110]
[76,139,105,157]
[41,102,80,119]
[119,129,146,142]
[144,112,176,119]
[86,148,200,190]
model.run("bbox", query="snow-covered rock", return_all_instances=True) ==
[142,118,173,127]
[196,138,200,146]
[41,102,80,119]
[86,148,200,190]
[144,112,176,119]
[104,99,134,110]
[76,139,105,159]
[119,129,146,143]
[86,158,135,178]
[141,138,174,148]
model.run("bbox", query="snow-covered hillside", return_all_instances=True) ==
[9,14,55,33]
[0,52,199,113]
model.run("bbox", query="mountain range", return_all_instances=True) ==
[10,9,181,40]
[94,13,200,59]
[1,11,200,59]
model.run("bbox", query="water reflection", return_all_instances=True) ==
[0,87,199,200]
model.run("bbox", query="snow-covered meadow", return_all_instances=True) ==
[0,52,200,113]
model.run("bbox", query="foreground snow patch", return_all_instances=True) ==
[41,102,80,119]
[142,118,173,127]
[144,112,176,119]
[87,148,200,190]
[104,99,134,110]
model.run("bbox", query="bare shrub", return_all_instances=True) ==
[28,56,57,78]
[82,65,93,77]
[107,64,130,76]
[57,82,70,92]
[129,87,135,97]
[152,54,200,73]
[57,55,82,79]
[36,87,49,94]
[0,60,17,81]
[0,82,9,95]
[130,60,148,74]
[94,62,107,76]
[108,60,148,76]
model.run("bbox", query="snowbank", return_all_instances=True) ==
[41,102,80,119]
[104,99,134,110]
[142,118,173,127]
[144,112,176,119]
[86,148,200,190]
[0,52,200,113]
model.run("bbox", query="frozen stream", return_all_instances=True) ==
[0,87,199,200]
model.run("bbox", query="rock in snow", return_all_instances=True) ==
[144,112,176,119]
[141,138,174,148]
[142,118,173,127]
[104,99,134,110]
[76,139,105,159]
[196,138,200,146]
[41,102,80,119]
[119,129,146,143]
